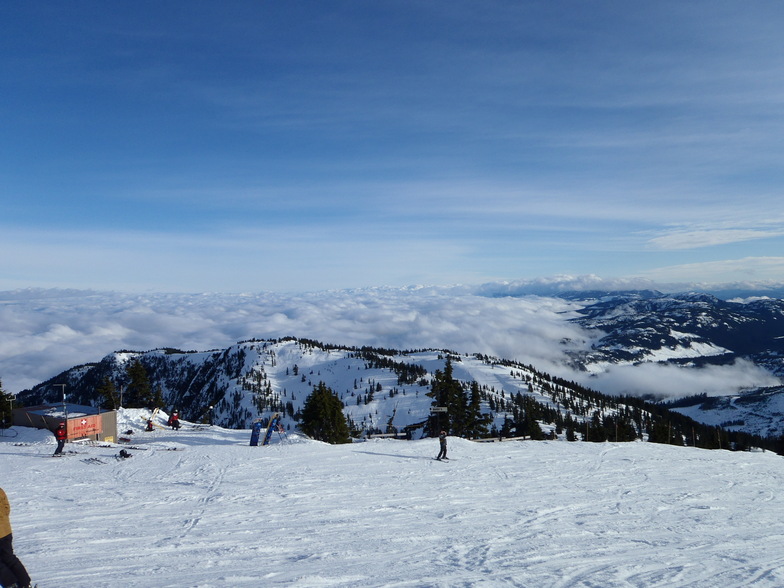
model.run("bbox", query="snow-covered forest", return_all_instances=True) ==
[17,338,769,451]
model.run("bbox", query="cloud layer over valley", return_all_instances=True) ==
[1,283,779,403]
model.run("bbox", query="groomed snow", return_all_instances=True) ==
[3,410,784,587]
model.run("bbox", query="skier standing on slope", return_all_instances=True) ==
[0,487,33,588]
[436,430,448,460]
[52,423,67,456]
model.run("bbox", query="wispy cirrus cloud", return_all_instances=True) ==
[649,227,784,250]
[5,4,784,299]
[640,257,784,284]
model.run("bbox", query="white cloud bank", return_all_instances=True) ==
[0,281,780,401]
[0,287,589,393]
[573,360,781,400]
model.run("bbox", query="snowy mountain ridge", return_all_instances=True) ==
[20,338,587,434]
[17,337,769,450]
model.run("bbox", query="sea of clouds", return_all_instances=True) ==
[1,277,780,398]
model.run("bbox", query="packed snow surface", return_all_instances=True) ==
[3,410,784,587]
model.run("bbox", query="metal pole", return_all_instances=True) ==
[54,384,67,421]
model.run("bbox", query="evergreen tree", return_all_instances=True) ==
[124,360,153,408]
[429,358,463,435]
[514,396,546,440]
[428,359,491,438]
[522,412,546,440]
[585,411,607,443]
[648,420,672,445]
[604,414,638,442]
[96,376,119,410]
[500,417,515,439]
[300,382,351,444]
[464,381,490,439]
[153,385,166,409]
[0,379,14,428]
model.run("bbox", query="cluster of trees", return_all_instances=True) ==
[96,360,164,410]
[355,349,428,385]
[300,382,351,444]
[427,358,491,438]
[497,394,548,440]
[475,353,769,450]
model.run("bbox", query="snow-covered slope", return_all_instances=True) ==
[17,338,773,447]
[2,410,784,587]
[17,339,590,436]
[668,386,784,439]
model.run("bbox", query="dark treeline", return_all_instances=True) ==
[472,352,781,453]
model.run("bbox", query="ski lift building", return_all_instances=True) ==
[12,403,118,443]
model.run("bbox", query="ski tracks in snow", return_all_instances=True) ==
[160,452,231,545]
[7,427,784,587]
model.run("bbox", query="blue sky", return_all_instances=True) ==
[3,1,784,293]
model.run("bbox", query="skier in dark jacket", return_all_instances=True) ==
[0,487,32,588]
[169,411,181,430]
[53,423,67,456]
[436,430,448,460]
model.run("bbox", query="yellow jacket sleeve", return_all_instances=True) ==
[0,487,13,538]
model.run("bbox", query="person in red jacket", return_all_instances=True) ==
[169,411,181,430]
[53,423,67,456]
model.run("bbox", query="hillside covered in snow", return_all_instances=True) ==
[18,338,774,452]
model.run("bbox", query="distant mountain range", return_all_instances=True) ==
[563,290,784,373]
[560,290,784,437]
[15,289,784,442]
